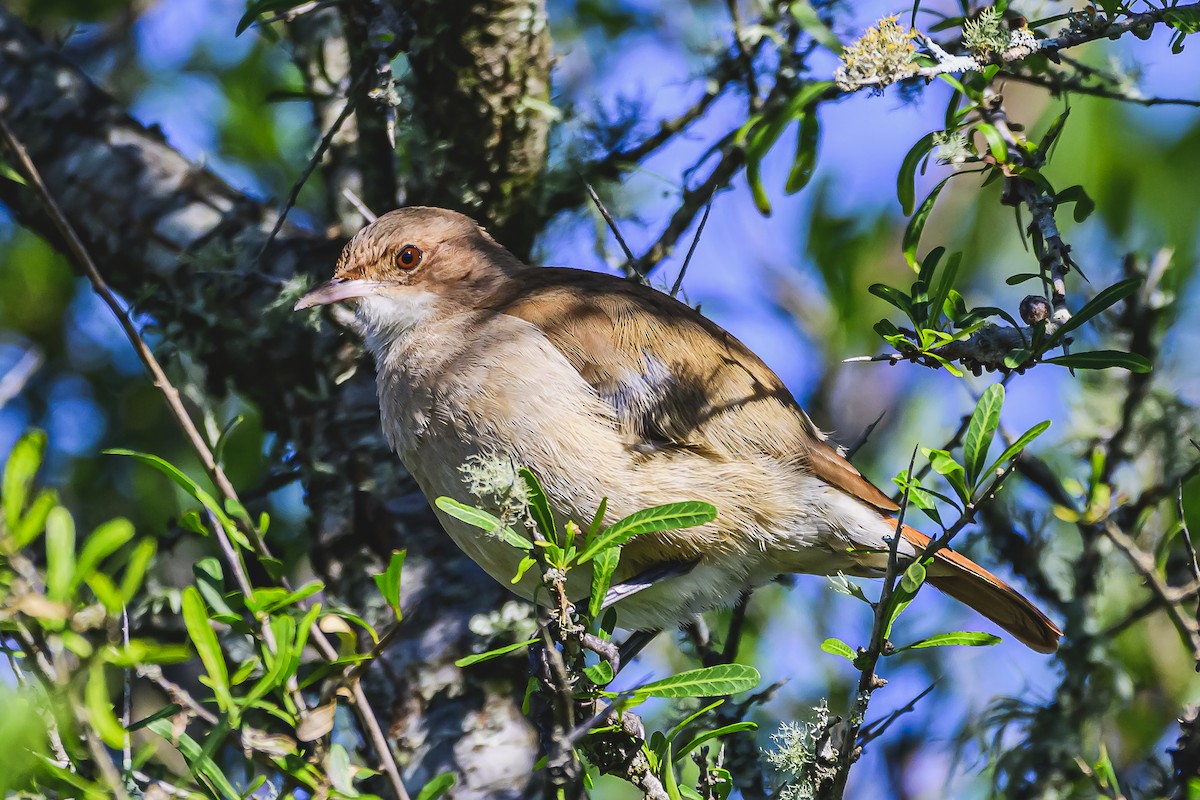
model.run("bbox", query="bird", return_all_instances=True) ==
[295,206,1062,653]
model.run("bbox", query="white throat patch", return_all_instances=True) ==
[355,290,440,358]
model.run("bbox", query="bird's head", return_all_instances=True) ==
[294,206,524,341]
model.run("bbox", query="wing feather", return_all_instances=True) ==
[485,268,898,511]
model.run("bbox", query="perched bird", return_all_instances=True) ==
[295,206,1061,653]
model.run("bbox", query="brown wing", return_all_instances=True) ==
[484,267,898,512]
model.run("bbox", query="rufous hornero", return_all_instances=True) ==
[295,207,1062,653]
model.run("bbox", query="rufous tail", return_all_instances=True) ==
[899,524,1062,654]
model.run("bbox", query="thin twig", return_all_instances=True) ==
[583,181,641,280]
[342,186,379,223]
[670,198,712,298]
[255,68,368,263]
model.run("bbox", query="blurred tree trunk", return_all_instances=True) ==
[0,7,551,797]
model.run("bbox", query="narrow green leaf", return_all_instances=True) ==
[72,518,135,591]
[1035,107,1071,160]
[120,538,157,603]
[924,449,969,503]
[663,700,724,745]
[86,664,127,749]
[511,555,538,585]
[434,497,531,551]
[589,544,620,620]
[181,587,233,716]
[105,449,239,542]
[963,384,1004,490]
[519,468,557,545]
[903,175,954,269]
[147,719,240,800]
[784,113,820,194]
[128,703,183,732]
[789,1,843,53]
[627,663,760,699]
[12,489,57,548]
[821,638,855,662]
[455,638,538,667]
[373,550,406,620]
[1044,350,1151,373]
[1055,184,1094,223]
[577,501,717,564]
[983,420,1051,479]
[868,283,919,326]
[45,506,76,602]
[1046,277,1142,346]
[675,721,758,760]
[898,131,939,215]
[895,631,1001,651]
[3,429,45,533]
[415,772,458,800]
[973,122,1008,162]
[587,497,609,541]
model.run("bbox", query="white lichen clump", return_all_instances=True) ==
[459,453,530,531]
[835,17,919,91]
[765,700,839,799]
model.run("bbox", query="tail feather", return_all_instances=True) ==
[899,524,1062,654]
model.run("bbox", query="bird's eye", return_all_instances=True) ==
[396,244,422,270]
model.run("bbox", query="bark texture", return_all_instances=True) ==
[0,9,543,797]
[403,0,552,256]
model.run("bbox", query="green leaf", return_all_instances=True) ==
[72,518,135,592]
[577,501,717,564]
[511,555,538,585]
[868,283,919,326]
[434,497,531,551]
[105,449,244,546]
[86,663,127,749]
[663,699,724,745]
[373,550,406,620]
[789,1,842,53]
[415,772,458,800]
[1035,107,1071,160]
[589,544,620,619]
[120,538,157,603]
[983,420,1051,480]
[3,429,45,533]
[784,113,820,194]
[898,131,939,215]
[903,175,954,269]
[587,498,609,542]
[821,638,856,661]
[519,468,557,545]
[1044,350,1151,373]
[1046,278,1142,347]
[895,631,1001,651]
[12,488,57,548]
[626,663,760,699]
[675,721,758,760]
[964,384,1004,490]
[455,638,538,667]
[924,449,969,503]
[147,718,240,800]
[973,122,1008,162]
[212,415,244,466]
[45,506,76,603]
[900,560,927,594]
[235,0,310,35]
[181,586,233,717]
[584,661,615,686]
[1055,184,1094,223]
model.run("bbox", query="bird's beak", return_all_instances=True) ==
[293,278,394,311]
